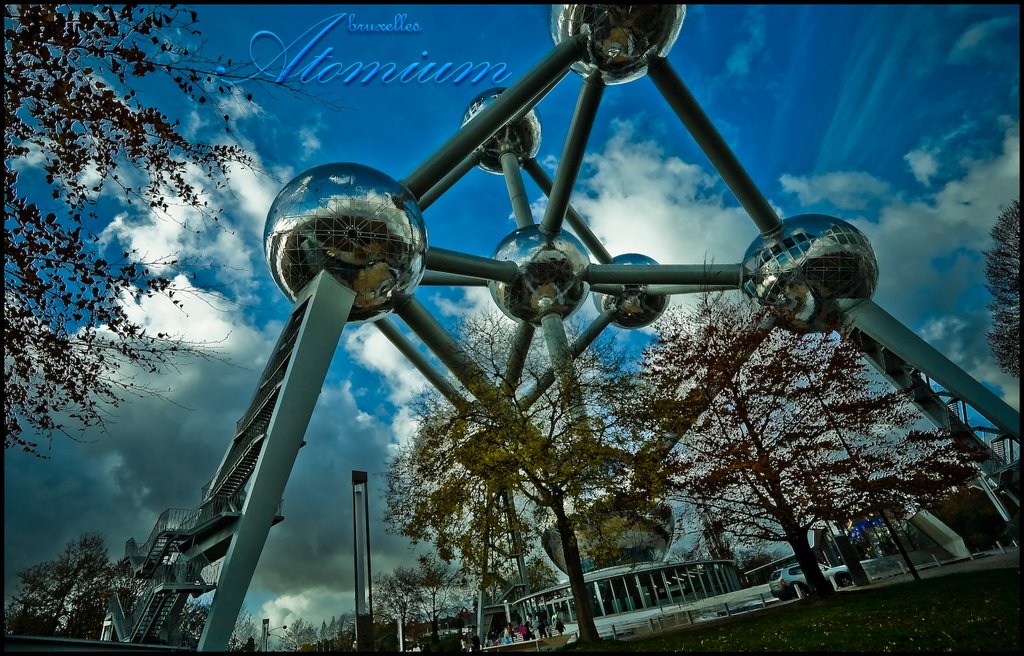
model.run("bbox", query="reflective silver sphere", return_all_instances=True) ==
[593,253,668,329]
[461,87,542,175]
[551,4,686,85]
[542,503,674,574]
[742,214,878,332]
[489,226,590,325]
[264,163,427,322]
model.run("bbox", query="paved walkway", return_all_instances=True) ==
[556,546,1019,644]
[850,545,1019,590]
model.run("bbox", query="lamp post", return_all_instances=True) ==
[260,620,287,652]
[268,626,287,651]
[353,470,374,651]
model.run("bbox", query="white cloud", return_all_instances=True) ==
[904,148,940,186]
[948,16,1017,64]
[114,273,262,356]
[183,110,209,141]
[96,153,282,301]
[9,140,48,171]
[919,315,1020,412]
[848,118,1019,408]
[572,118,757,267]
[258,589,350,634]
[862,119,1019,309]
[298,127,322,159]
[343,323,429,406]
[726,8,767,80]
[779,171,892,209]
[431,286,496,320]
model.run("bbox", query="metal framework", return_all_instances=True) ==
[109,6,1019,651]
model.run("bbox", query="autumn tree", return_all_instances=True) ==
[161,598,231,649]
[4,5,338,457]
[416,554,469,647]
[385,311,668,645]
[373,566,425,650]
[984,198,1020,377]
[637,293,984,599]
[4,533,123,639]
[280,618,317,652]
[225,604,258,652]
[928,486,1008,552]
[523,554,560,593]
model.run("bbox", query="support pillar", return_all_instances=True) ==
[199,273,355,651]
[909,509,970,559]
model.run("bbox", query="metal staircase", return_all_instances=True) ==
[105,297,313,645]
[850,327,1020,510]
[106,557,217,644]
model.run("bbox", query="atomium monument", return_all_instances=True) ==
[109,5,1020,651]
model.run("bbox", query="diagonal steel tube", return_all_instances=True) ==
[645,284,739,296]
[426,246,519,283]
[418,153,479,211]
[395,298,502,405]
[509,65,569,125]
[539,77,605,237]
[375,317,469,409]
[589,283,739,296]
[586,263,743,286]
[647,57,783,238]
[501,151,536,229]
[540,312,574,387]
[420,271,490,286]
[524,157,612,264]
[505,322,535,392]
[518,310,614,410]
[402,38,582,199]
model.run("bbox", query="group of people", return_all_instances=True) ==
[487,610,566,647]
[458,634,482,652]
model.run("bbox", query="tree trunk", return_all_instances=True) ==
[787,530,835,599]
[555,514,601,644]
[879,510,920,581]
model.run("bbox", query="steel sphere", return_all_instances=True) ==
[461,87,542,175]
[264,163,427,322]
[742,214,878,332]
[488,226,590,325]
[592,253,668,329]
[551,4,685,85]
[541,503,674,574]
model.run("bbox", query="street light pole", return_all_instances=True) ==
[260,621,286,652]
[353,470,374,652]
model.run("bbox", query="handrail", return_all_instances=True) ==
[125,507,196,563]
[234,303,306,434]
[128,554,216,641]
[126,488,249,567]
[207,431,268,501]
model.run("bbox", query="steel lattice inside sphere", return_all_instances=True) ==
[742,214,878,332]
[593,253,668,329]
[462,87,542,175]
[551,4,686,85]
[264,163,427,322]
[489,226,590,325]
[541,503,674,574]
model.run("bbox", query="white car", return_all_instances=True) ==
[767,563,854,599]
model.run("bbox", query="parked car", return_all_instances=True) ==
[768,563,854,600]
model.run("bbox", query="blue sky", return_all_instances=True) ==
[4,4,1020,635]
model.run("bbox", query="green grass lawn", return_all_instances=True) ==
[562,568,1020,652]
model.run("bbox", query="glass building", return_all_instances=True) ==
[505,559,742,628]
